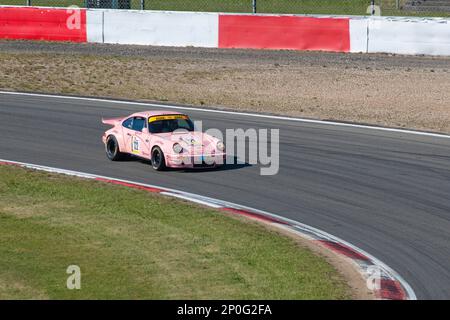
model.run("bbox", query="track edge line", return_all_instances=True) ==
[0,90,449,140]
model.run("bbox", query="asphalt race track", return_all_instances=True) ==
[1,92,450,299]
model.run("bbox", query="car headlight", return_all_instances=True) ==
[173,143,183,153]
[216,141,225,151]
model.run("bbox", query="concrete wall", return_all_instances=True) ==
[101,10,218,47]
[367,17,450,56]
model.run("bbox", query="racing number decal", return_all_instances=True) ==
[132,136,140,154]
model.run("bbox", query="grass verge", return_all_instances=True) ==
[0,165,351,299]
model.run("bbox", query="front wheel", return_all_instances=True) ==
[105,136,124,161]
[151,146,166,171]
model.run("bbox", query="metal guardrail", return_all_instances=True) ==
[2,0,450,17]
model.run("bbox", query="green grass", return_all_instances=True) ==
[143,0,370,15]
[0,165,351,299]
[1,0,449,17]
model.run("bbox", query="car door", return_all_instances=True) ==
[130,116,151,158]
[121,117,134,154]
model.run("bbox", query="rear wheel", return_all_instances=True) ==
[151,146,166,171]
[105,136,124,161]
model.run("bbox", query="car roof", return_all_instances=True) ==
[131,110,187,118]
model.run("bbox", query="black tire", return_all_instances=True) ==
[151,146,166,171]
[105,136,124,161]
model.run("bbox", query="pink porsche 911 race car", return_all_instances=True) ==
[102,111,226,170]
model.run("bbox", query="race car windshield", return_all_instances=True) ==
[148,118,195,134]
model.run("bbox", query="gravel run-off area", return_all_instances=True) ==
[0,40,449,133]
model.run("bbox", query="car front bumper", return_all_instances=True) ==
[166,153,226,168]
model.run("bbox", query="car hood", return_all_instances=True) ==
[153,131,219,151]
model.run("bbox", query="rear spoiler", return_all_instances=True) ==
[102,117,124,126]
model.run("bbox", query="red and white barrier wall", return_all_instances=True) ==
[368,17,450,56]
[99,10,219,47]
[0,6,86,42]
[1,6,450,56]
[218,14,351,52]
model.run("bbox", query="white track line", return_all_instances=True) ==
[0,158,417,300]
[1,90,449,140]
[160,191,223,208]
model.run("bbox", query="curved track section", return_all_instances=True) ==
[1,92,450,299]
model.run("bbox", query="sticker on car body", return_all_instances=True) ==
[132,137,140,154]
